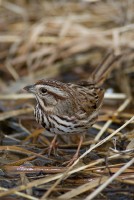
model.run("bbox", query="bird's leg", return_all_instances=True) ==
[48,135,58,155]
[65,135,84,167]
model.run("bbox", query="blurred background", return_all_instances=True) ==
[0,1,134,199]
[0,0,134,92]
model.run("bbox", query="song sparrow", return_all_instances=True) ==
[24,52,120,165]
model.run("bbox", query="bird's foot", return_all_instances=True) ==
[48,135,58,156]
[63,135,83,166]
[63,152,79,167]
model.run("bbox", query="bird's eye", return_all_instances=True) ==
[40,88,47,94]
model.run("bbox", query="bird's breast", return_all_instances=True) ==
[34,104,98,135]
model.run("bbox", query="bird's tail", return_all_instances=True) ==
[90,50,121,86]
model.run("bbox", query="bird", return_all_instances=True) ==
[24,51,121,165]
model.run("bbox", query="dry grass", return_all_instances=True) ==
[0,0,134,200]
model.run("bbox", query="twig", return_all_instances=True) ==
[0,107,33,121]
[94,98,131,142]
[0,186,39,200]
[84,157,134,200]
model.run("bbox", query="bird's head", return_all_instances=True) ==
[24,80,69,110]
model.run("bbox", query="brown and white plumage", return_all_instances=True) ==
[24,51,121,165]
[24,79,103,135]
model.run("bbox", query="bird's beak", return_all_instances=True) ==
[23,85,35,93]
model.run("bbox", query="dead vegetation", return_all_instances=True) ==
[0,0,134,200]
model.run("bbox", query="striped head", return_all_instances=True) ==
[24,80,70,112]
